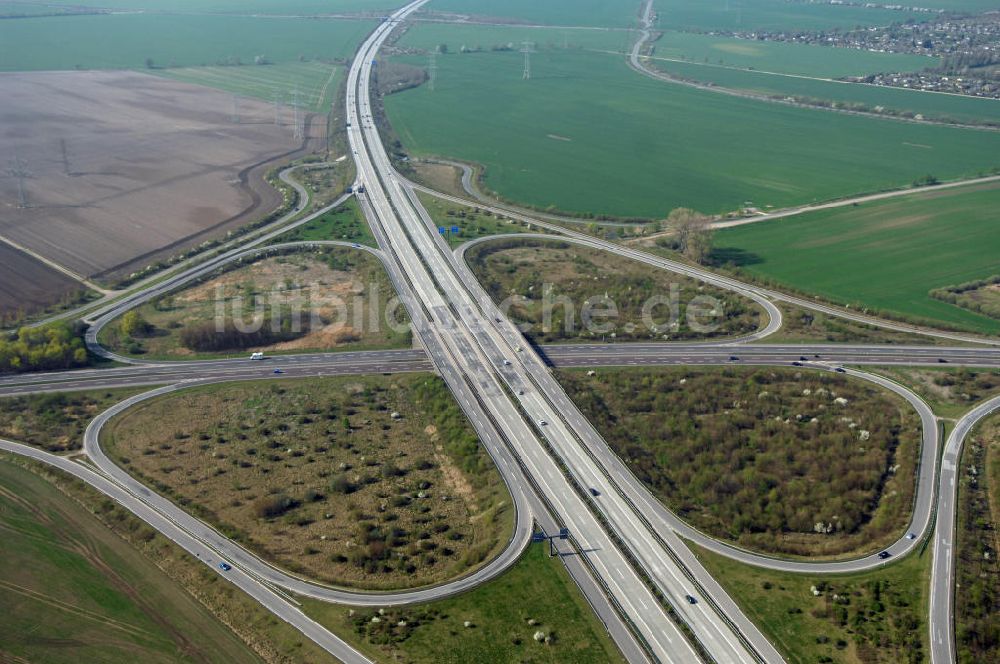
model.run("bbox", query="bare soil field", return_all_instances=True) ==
[0,243,86,322]
[0,70,324,293]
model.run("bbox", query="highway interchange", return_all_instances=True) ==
[2,2,999,663]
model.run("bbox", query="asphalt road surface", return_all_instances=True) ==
[929,394,1000,664]
[2,1,998,661]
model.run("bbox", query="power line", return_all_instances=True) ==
[231,94,241,124]
[290,87,303,140]
[428,50,437,91]
[521,40,535,80]
[272,90,282,126]
[59,138,71,176]
[6,150,31,209]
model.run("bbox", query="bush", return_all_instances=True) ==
[330,473,355,494]
[120,310,152,337]
[0,321,89,374]
[252,493,298,518]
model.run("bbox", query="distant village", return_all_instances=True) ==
[708,10,1000,98]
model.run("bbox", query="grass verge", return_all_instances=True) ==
[416,190,538,248]
[272,198,375,247]
[0,387,150,452]
[301,543,625,663]
[689,540,929,664]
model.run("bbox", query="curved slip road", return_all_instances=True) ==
[78,381,535,608]
[929,394,1000,664]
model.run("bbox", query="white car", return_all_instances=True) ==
[250,352,265,360]
[538,419,547,426]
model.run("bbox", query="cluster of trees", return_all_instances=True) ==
[179,317,306,352]
[666,208,715,264]
[120,310,152,337]
[943,52,1000,75]
[252,493,299,519]
[0,321,88,374]
[930,274,1000,320]
[559,367,916,556]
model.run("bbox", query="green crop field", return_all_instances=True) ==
[157,62,340,112]
[384,47,1000,218]
[653,31,933,78]
[715,181,1000,334]
[429,0,643,27]
[654,0,929,32]
[40,0,396,13]
[652,59,1000,125]
[395,22,631,54]
[0,14,374,71]
[0,458,261,663]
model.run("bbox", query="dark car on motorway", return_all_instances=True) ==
[878,551,891,560]
[219,562,232,571]
[685,595,697,604]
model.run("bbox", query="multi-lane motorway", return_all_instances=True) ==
[2,2,999,663]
